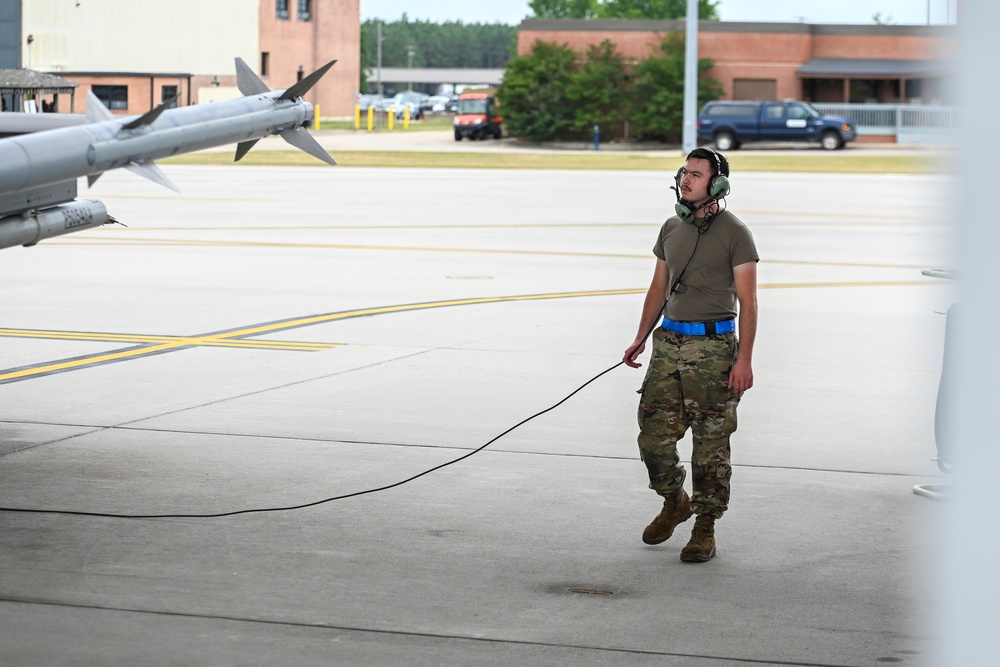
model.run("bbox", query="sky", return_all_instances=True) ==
[360,0,958,26]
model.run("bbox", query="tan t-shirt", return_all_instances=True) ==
[653,209,758,322]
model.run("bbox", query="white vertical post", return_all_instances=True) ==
[681,0,699,155]
[941,1,1000,665]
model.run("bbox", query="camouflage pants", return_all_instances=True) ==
[637,328,740,519]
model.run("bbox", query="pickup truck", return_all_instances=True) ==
[697,101,857,150]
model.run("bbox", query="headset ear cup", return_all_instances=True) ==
[674,168,684,190]
[674,201,694,222]
[709,174,730,198]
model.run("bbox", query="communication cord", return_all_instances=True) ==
[0,205,723,520]
[0,362,626,520]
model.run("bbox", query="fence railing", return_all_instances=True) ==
[811,103,959,142]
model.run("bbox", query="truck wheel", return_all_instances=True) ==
[821,131,843,150]
[714,131,736,151]
[454,131,462,141]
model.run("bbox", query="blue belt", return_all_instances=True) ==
[661,317,735,336]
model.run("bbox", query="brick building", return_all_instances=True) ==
[518,20,955,105]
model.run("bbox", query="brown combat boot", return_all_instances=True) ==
[641,489,693,545]
[680,515,717,563]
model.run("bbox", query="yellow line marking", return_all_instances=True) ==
[41,236,945,270]
[0,282,942,384]
[1,342,184,382]
[0,329,340,351]
[96,194,273,203]
[49,236,649,259]
[90,209,931,232]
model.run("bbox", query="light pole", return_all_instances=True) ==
[681,0,698,154]
[407,45,415,92]
[376,21,383,101]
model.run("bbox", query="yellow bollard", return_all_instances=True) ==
[367,105,373,132]
[315,105,321,130]
[355,105,360,130]
[404,105,410,130]
[388,107,394,130]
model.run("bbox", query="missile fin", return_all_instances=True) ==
[235,139,260,162]
[236,57,271,96]
[125,160,180,192]
[278,59,338,101]
[86,91,115,123]
[87,172,104,187]
[122,95,178,131]
[279,127,336,166]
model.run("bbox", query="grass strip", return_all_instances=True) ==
[162,150,938,174]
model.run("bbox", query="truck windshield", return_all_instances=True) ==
[801,103,821,118]
[458,99,488,115]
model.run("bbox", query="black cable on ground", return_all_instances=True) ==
[0,361,625,520]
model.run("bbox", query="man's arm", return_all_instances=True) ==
[729,261,758,392]
[623,259,669,368]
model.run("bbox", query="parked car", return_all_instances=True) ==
[357,94,392,112]
[389,92,427,119]
[697,100,857,150]
[428,95,451,112]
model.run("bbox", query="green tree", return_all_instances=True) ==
[360,17,517,90]
[528,0,598,19]
[495,41,578,142]
[872,12,895,24]
[596,0,719,19]
[626,32,723,141]
[566,40,627,134]
[531,0,719,19]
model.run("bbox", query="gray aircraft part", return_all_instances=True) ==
[0,199,110,249]
[0,57,336,248]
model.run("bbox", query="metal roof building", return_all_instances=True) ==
[0,68,77,112]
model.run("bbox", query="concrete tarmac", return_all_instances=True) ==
[0,157,954,665]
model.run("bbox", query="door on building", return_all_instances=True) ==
[732,78,776,101]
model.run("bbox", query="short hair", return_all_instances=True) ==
[686,147,730,178]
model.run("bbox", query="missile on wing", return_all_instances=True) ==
[0,57,336,249]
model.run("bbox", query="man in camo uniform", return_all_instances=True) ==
[623,148,758,563]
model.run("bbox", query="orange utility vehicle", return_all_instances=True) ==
[453,92,503,141]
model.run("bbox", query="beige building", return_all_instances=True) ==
[14,0,358,117]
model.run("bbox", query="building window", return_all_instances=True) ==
[92,85,128,110]
[161,85,178,108]
[298,0,310,20]
[261,52,270,77]
[276,0,289,19]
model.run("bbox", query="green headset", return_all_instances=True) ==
[673,148,730,222]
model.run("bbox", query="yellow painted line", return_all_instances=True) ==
[0,329,340,351]
[0,283,942,384]
[45,236,943,271]
[87,209,928,232]
[96,194,273,203]
[759,280,936,289]
[48,236,649,259]
[764,259,929,270]
[1,342,185,382]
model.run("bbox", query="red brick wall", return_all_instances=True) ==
[259,0,360,117]
[517,23,954,103]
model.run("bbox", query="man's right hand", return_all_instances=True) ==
[623,341,646,368]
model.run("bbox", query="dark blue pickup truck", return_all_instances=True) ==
[697,101,857,150]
